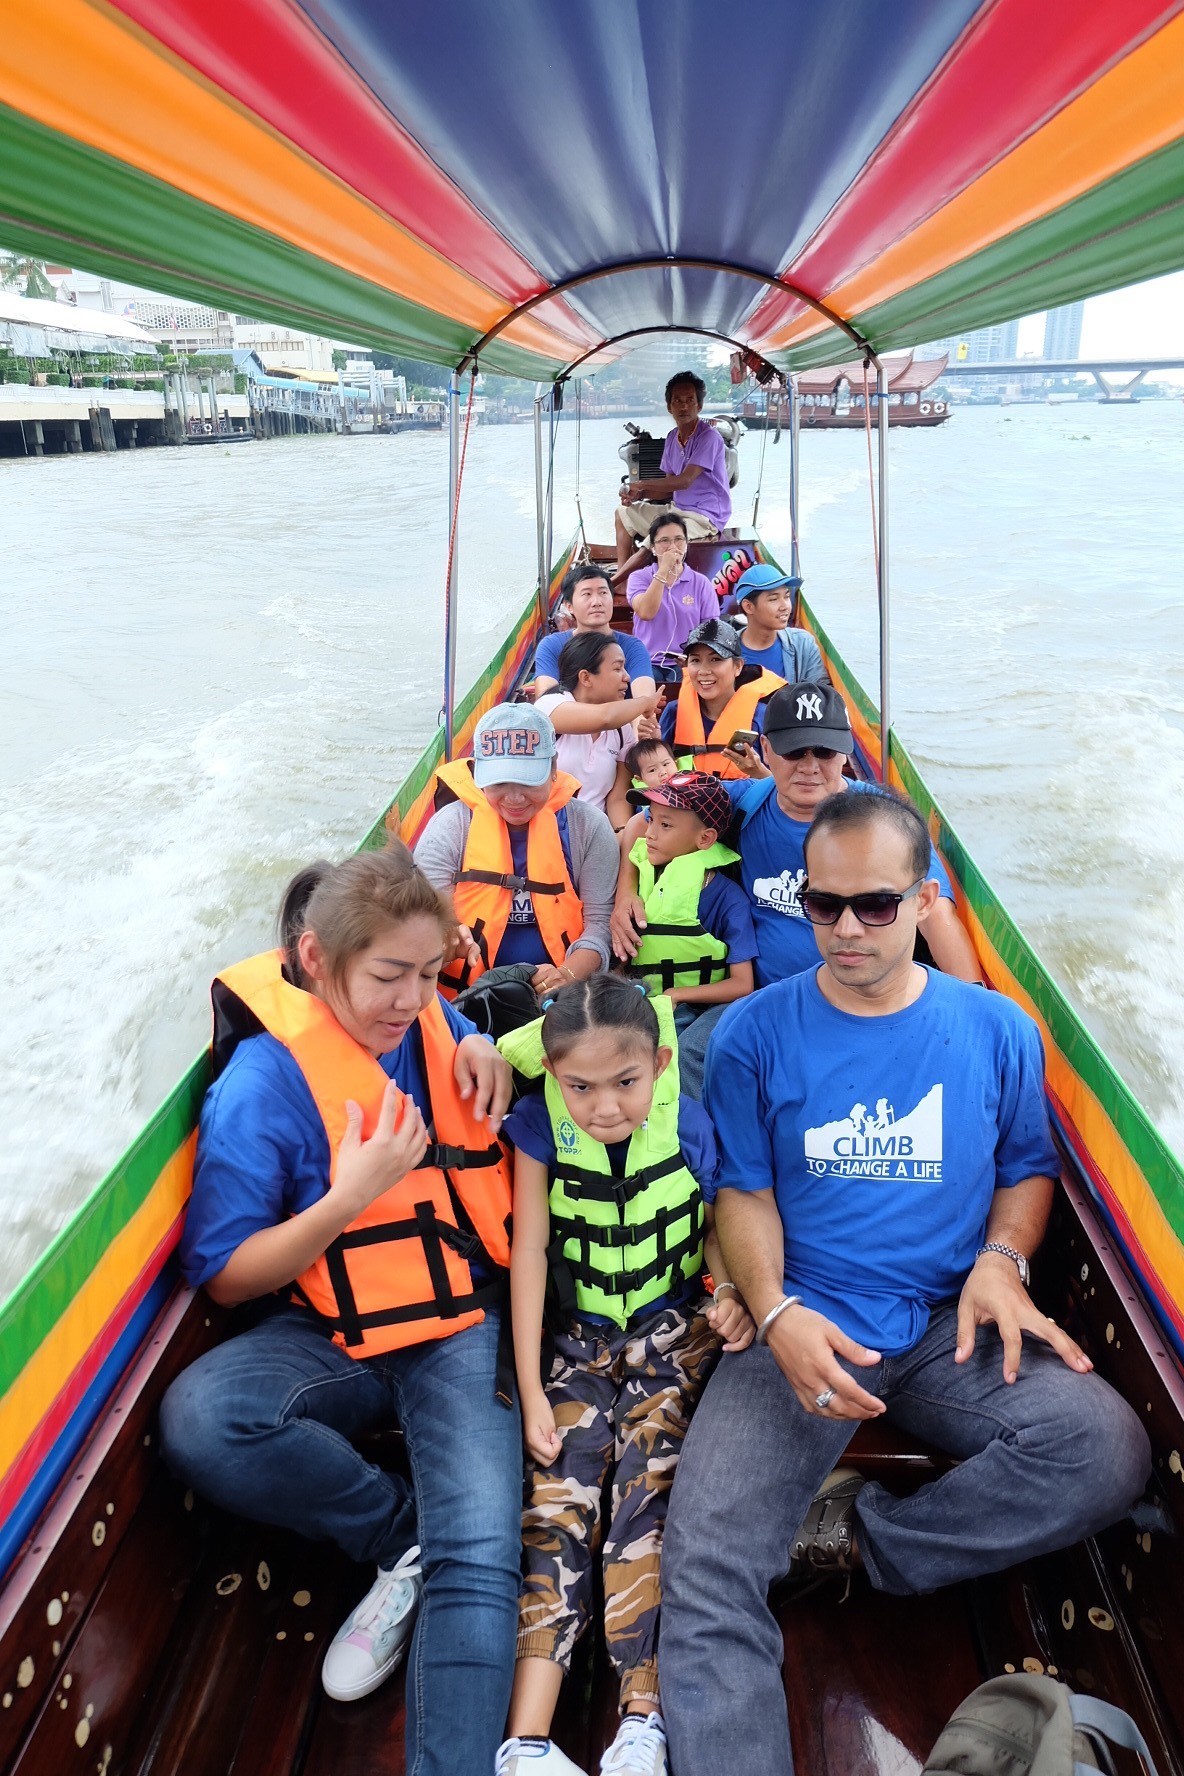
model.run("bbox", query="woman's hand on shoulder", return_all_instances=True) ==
[454,1034,512,1135]
[521,1387,561,1466]
[334,1083,430,1216]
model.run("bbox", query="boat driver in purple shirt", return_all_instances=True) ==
[614,370,733,587]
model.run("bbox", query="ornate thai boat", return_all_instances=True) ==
[2,5,1184,1773]
[742,353,952,429]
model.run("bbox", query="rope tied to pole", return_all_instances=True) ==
[751,387,771,527]
[441,366,478,750]
[444,367,478,624]
[861,357,879,581]
[573,379,588,559]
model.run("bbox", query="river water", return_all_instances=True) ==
[1,404,1182,1298]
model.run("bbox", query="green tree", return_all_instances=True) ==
[0,252,56,300]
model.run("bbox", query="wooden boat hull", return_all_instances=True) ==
[3,533,1183,1776]
[742,402,952,429]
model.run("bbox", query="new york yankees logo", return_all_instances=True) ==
[796,691,824,722]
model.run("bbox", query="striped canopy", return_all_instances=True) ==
[1,1,1182,377]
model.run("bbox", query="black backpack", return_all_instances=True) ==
[453,964,541,1042]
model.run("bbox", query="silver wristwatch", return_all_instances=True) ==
[977,1242,1030,1287]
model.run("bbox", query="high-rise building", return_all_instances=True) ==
[1042,301,1084,360]
[919,320,1019,363]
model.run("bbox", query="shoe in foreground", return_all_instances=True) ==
[789,1465,866,1577]
[321,1544,423,1702]
[496,1737,588,1775]
[600,1711,668,1775]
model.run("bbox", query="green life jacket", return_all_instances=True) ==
[497,997,705,1328]
[627,837,740,993]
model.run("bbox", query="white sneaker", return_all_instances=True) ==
[321,1545,423,1701]
[495,1736,589,1776]
[600,1712,668,1776]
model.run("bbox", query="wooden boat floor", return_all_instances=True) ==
[5,1488,1169,1776]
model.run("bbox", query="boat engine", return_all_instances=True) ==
[618,423,665,485]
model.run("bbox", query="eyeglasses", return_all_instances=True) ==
[784,746,841,762]
[800,878,925,927]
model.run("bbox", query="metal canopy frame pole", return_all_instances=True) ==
[533,386,548,632]
[443,366,461,760]
[544,385,556,594]
[876,358,891,785]
[788,379,801,580]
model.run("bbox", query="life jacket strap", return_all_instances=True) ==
[626,920,724,991]
[550,1198,704,1301]
[425,1139,505,1172]
[553,1151,687,1204]
[320,1203,506,1349]
[456,868,567,896]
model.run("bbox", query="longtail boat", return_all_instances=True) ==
[3,6,1184,1773]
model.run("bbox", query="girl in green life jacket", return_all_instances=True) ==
[494,977,753,1776]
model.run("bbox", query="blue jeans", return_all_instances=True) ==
[673,1002,729,1100]
[160,1305,523,1776]
[660,1301,1150,1776]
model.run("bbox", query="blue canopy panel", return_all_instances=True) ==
[297,0,984,342]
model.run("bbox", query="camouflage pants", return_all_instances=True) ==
[517,1297,720,1712]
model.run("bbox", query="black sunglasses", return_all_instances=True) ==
[800,878,925,927]
[784,745,841,762]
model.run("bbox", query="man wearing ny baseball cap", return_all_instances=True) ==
[414,703,620,999]
[618,770,758,1097]
[717,683,981,986]
[728,563,829,686]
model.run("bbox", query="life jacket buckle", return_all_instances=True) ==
[438,1222,482,1262]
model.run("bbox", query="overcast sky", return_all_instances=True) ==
[1017,268,1184,360]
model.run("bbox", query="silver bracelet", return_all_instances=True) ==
[712,1281,740,1303]
[755,1294,802,1344]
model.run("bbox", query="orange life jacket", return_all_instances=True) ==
[211,950,512,1361]
[672,667,785,779]
[434,759,585,995]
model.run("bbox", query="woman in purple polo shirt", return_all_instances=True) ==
[625,512,720,683]
[614,370,733,585]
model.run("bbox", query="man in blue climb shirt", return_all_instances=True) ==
[660,787,1151,1776]
[723,680,982,985]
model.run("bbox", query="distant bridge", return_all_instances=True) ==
[938,358,1184,398]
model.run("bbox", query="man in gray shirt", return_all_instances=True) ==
[414,703,620,997]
